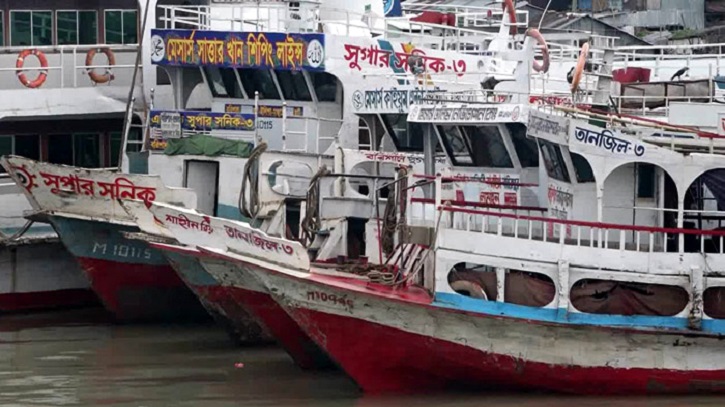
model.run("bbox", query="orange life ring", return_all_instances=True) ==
[570,42,590,93]
[16,49,48,89]
[86,48,116,84]
[502,0,517,36]
[526,28,550,74]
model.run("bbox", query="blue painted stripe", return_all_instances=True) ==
[217,203,262,227]
[434,292,725,335]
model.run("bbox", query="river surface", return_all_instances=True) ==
[1,308,724,407]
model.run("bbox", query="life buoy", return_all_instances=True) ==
[86,48,116,84]
[526,28,550,74]
[16,49,48,89]
[570,42,590,93]
[502,0,517,36]
[451,280,489,300]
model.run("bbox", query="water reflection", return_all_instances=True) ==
[0,309,723,407]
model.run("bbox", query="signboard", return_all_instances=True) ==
[351,87,477,114]
[149,110,255,151]
[407,104,524,124]
[383,0,402,17]
[224,103,303,117]
[159,112,182,139]
[150,29,325,71]
[527,110,570,145]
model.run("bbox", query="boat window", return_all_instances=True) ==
[358,118,371,150]
[203,67,243,98]
[238,69,280,100]
[508,123,539,168]
[15,135,40,161]
[448,262,497,301]
[461,126,513,168]
[437,125,473,165]
[105,9,137,44]
[309,71,338,102]
[275,70,312,101]
[704,287,725,319]
[447,263,555,307]
[0,12,4,46]
[637,163,656,198]
[74,134,100,168]
[48,135,74,166]
[380,114,427,152]
[10,11,52,46]
[539,139,571,183]
[0,137,11,173]
[57,11,98,45]
[571,153,595,183]
[571,279,688,317]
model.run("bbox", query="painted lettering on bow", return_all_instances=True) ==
[164,214,213,234]
[37,172,157,205]
[306,291,354,309]
[224,225,294,255]
[574,127,646,156]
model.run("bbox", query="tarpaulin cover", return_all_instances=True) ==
[570,279,688,316]
[164,135,254,158]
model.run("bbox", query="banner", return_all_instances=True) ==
[150,29,325,71]
[150,110,255,132]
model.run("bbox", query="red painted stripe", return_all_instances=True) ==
[289,306,725,394]
[0,289,99,313]
[75,257,208,322]
[412,197,546,212]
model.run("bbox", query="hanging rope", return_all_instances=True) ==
[239,142,268,220]
[300,164,330,247]
[381,167,409,257]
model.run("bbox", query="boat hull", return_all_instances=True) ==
[251,261,725,395]
[158,247,272,345]
[0,239,97,312]
[198,254,333,369]
[48,216,208,322]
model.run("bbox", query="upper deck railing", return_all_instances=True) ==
[0,44,139,91]
[156,3,525,54]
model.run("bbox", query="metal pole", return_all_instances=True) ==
[118,0,152,171]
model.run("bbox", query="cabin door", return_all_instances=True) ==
[184,160,219,216]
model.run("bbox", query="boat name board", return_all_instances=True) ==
[11,165,158,205]
[343,42,468,75]
[351,87,475,114]
[574,126,645,157]
[408,104,522,124]
[528,111,569,144]
[150,29,325,71]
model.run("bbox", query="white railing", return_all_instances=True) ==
[0,43,139,89]
[157,4,523,53]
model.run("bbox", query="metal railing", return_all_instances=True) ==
[0,43,139,89]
